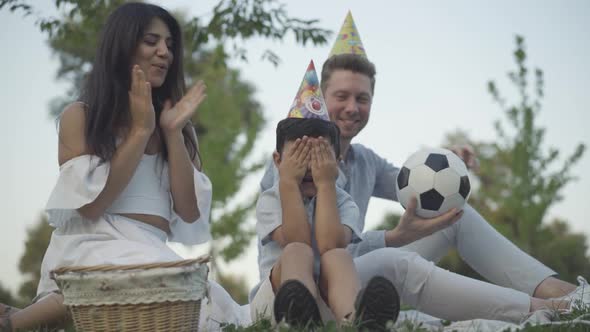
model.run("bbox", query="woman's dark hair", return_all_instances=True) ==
[79,2,199,166]
[275,118,340,157]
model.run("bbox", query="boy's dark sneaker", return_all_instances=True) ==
[355,276,400,331]
[273,279,322,329]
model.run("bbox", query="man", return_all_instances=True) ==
[260,11,587,302]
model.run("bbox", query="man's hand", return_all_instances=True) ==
[385,196,464,247]
[449,144,479,171]
[278,136,311,184]
[310,137,339,188]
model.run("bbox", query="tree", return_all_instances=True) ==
[535,219,590,281]
[373,212,401,233]
[436,36,588,280]
[17,215,53,302]
[0,0,330,67]
[0,282,19,308]
[483,36,585,250]
[216,273,250,305]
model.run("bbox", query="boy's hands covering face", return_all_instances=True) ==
[311,137,338,187]
[278,136,311,183]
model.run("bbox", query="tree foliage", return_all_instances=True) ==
[373,212,401,233]
[216,273,250,305]
[0,0,330,65]
[17,215,53,303]
[0,282,19,308]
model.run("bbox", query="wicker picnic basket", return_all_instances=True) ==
[51,256,210,331]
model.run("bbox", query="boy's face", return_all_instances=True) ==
[324,69,373,140]
[273,136,334,198]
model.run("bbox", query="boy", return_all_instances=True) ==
[249,61,400,330]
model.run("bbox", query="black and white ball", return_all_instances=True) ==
[395,148,471,218]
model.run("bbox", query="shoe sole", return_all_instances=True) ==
[274,279,322,329]
[355,276,400,331]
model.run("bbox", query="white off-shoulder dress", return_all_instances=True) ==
[37,154,251,329]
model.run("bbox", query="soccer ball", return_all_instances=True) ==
[395,148,471,218]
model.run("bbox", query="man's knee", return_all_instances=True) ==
[359,248,422,279]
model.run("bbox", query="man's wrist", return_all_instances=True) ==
[384,228,409,248]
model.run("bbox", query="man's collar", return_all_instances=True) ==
[342,144,356,163]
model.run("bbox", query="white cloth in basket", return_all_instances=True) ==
[53,263,210,306]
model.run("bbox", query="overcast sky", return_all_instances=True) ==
[1,0,588,294]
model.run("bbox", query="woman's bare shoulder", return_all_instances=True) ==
[58,102,89,166]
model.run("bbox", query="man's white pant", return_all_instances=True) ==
[401,205,556,295]
[352,204,557,323]
[354,248,532,323]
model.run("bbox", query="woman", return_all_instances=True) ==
[1,3,243,330]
